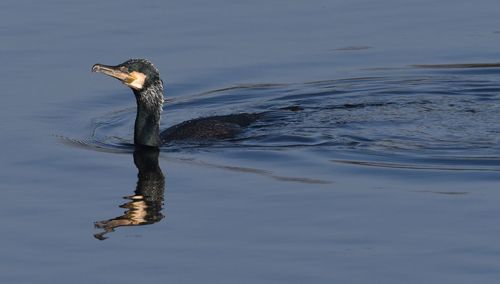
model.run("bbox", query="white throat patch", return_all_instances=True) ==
[127,71,147,90]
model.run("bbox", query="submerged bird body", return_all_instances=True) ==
[92,59,259,147]
[161,113,260,143]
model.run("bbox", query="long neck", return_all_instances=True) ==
[133,81,164,147]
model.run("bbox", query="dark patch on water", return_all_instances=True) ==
[413,62,500,69]
[280,105,304,112]
[334,46,372,51]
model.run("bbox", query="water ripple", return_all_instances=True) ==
[76,67,500,172]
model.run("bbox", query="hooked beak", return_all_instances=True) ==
[92,63,132,82]
[92,63,146,90]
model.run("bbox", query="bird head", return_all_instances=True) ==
[92,59,161,91]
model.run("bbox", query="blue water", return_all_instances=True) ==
[2,1,500,283]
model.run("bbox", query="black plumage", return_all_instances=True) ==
[93,59,259,147]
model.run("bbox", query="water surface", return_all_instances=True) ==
[2,1,500,283]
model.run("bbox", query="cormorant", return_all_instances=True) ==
[92,59,259,147]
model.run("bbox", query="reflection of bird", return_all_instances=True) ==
[94,146,165,240]
[92,59,260,147]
